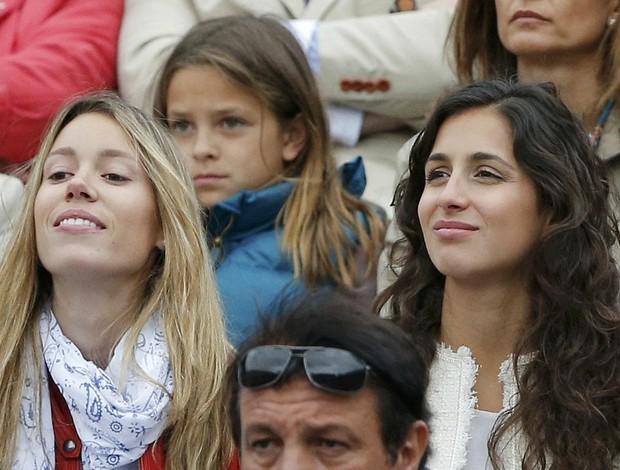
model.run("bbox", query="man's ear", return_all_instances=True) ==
[392,420,429,470]
[281,114,308,162]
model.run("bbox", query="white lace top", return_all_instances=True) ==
[425,344,529,470]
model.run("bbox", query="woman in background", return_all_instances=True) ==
[451,0,620,177]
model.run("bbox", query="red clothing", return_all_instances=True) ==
[50,377,165,469]
[0,0,123,165]
[50,379,241,469]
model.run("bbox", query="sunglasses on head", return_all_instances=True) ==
[238,345,371,394]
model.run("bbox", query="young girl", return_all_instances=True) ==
[153,15,386,345]
[0,93,235,469]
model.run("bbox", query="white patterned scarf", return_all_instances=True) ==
[15,307,173,469]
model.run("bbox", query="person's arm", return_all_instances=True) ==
[119,0,250,108]
[118,0,206,108]
[0,0,123,164]
[315,7,457,129]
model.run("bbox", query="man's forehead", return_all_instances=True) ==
[240,376,380,420]
[239,376,383,444]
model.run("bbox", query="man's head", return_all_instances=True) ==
[227,297,430,469]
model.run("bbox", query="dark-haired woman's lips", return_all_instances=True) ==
[433,220,478,240]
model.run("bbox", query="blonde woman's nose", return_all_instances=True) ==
[65,175,96,201]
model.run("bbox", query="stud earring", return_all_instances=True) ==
[608,16,617,27]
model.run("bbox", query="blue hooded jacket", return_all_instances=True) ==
[207,157,370,346]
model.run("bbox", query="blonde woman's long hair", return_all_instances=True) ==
[154,15,386,288]
[0,93,233,468]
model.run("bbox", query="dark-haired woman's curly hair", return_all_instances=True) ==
[378,79,620,469]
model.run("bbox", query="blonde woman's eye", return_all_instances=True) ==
[48,171,71,181]
[102,173,128,182]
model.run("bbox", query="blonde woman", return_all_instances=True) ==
[0,93,235,469]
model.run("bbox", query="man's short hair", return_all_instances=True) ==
[227,295,430,465]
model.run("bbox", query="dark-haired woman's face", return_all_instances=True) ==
[418,107,548,283]
[495,0,614,59]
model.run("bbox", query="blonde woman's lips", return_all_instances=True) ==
[53,209,105,232]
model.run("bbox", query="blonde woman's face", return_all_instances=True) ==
[166,65,302,209]
[495,0,617,58]
[34,113,163,284]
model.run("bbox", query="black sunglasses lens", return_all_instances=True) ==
[305,348,367,392]
[240,346,292,388]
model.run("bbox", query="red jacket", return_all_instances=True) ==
[0,0,123,165]
[50,379,241,469]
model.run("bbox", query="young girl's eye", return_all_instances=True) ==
[169,119,192,134]
[221,117,245,129]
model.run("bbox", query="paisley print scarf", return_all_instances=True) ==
[15,307,173,469]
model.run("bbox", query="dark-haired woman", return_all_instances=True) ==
[380,79,620,469]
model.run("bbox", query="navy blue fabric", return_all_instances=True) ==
[207,157,368,346]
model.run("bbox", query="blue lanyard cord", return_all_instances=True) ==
[589,99,615,150]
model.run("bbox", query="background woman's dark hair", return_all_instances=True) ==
[379,79,620,468]
[227,294,430,466]
[450,0,515,83]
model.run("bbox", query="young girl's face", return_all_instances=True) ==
[166,65,302,208]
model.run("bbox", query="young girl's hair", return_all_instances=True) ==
[0,93,233,469]
[153,15,386,287]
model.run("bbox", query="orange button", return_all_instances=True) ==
[340,79,353,92]
[364,81,378,93]
[377,79,391,92]
[351,80,364,92]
